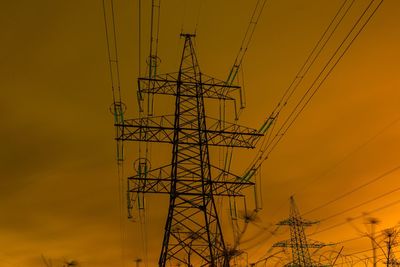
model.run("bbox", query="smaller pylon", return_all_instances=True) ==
[273,196,331,267]
[383,228,400,266]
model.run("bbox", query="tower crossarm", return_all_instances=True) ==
[128,164,254,197]
[272,240,293,248]
[128,165,171,194]
[211,179,254,197]
[129,177,252,197]
[138,73,240,100]
[273,240,327,249]
[276,217,318,227]
[116,115,263,148]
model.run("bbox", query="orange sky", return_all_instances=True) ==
[1,0,400,266]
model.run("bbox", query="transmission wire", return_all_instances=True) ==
[265,99,399,238]
[261,0,383,163]
[222,0,269,244]
[138,0,142,77]
[303,164,400,216]
[242,0,355,177]
[194,0,203,34]
[238,0,374,231]
[334,224,400,245]
[102,0,122,103]
[319,183,400,223]
[240,3,384,239]
[101,0,128,265]
[294,115,400,198]
[310,198,400,236]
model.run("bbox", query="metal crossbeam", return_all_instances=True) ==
[115,116,262,148]
[273,240,327,249]
[277,217,319,227]
[138,73,240,100]
[128,165,254,197]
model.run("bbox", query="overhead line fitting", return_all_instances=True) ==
[102,0,125,162]
[226,0,268,105]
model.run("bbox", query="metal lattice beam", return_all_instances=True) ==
[138,74,240,100]
[115,116,262,148]
[128,164,254,197]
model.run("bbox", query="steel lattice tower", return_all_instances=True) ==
[273,196,329,267]
[117,34,263,266]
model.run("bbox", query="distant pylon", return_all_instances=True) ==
[383,228,400,266]
[273,196,330,267]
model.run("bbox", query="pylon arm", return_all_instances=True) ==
[138,73,240,100]
[276,218,318,227]
[127,164,254,197]
[116,116,263,148]
[128,178,253,197]
[273,240,327,249]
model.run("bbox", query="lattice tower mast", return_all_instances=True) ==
[117,34,263,266]
[273,196,328,267]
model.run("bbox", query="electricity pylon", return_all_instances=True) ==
[273,196,330,267]
[383,228,400,266]
[117,34,263,266]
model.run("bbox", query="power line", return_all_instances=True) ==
[310,198,400,236]
[223,0,269,182]
[241,0,353,181]
[138,0,142,77]
[226,0,268,87]
[333,224,400,245]
[238,6,386,249]
[262,0,384,161]
[102,0,123,104]
[259,1,385,232]
[241,0,382,183]
[337,235,366,244]
[242,226,283,251]
[303,164,400,216]
[320,184,400,222]
[101,1,128,266]
[288,109,400,239]
[294,115,400,198]
[249,164,400,260]
[194,0,203,34]
[273,0,355,116]
[317,243,400,265]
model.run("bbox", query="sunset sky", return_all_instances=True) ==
[2,0,400,266]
